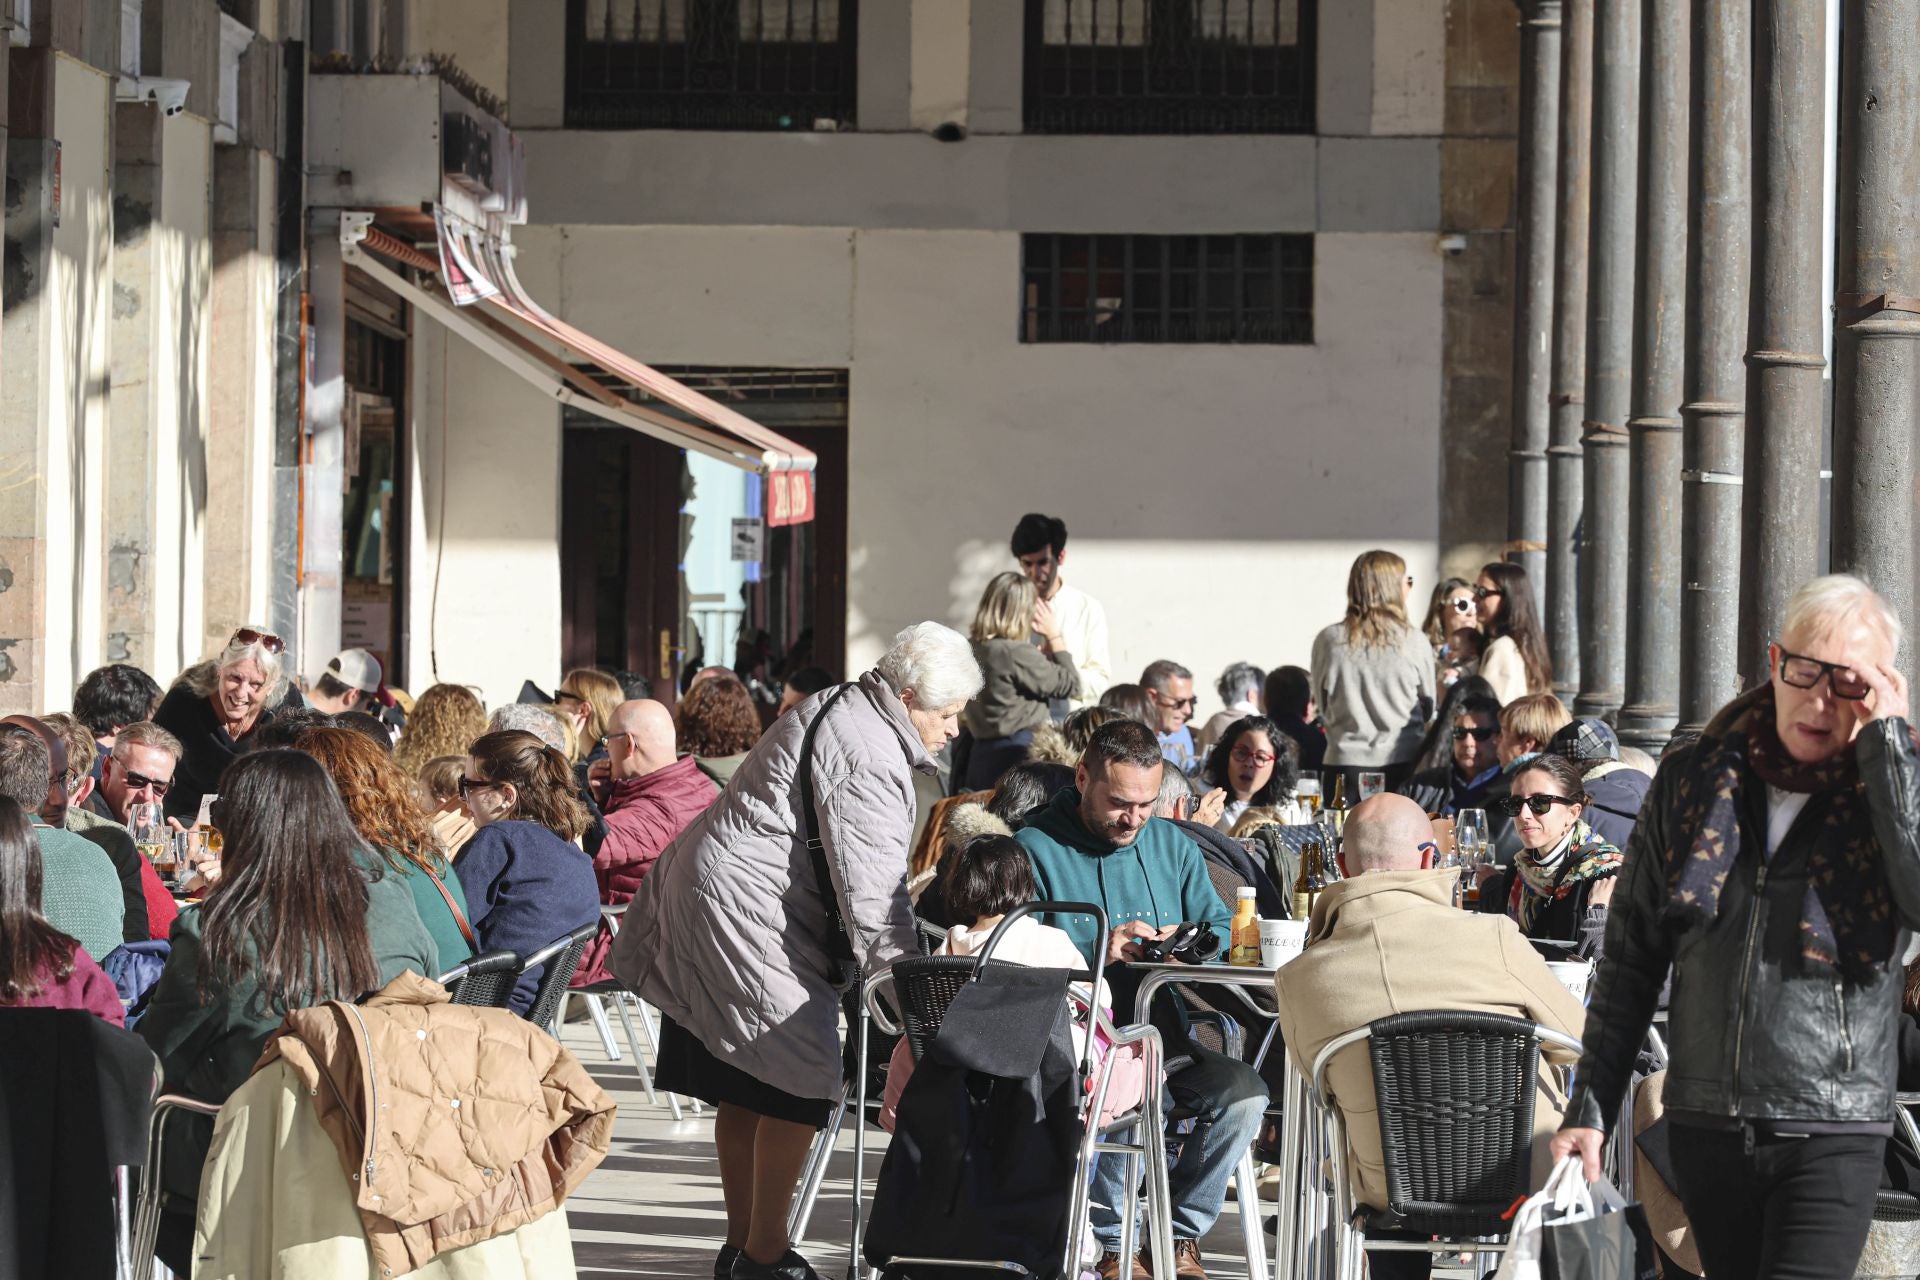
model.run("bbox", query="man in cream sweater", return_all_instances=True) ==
[1011,512,1113,713]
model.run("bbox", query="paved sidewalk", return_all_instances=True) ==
[558,1020,1270,1279]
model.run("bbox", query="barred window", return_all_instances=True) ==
[1025,0,1314,134]
[1020,233,1313,344]
[566,0,857,130]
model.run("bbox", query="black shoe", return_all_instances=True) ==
[731,1248,824,1280]
[715,1245,740,1278]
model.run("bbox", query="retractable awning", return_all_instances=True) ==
[340,212,817,523]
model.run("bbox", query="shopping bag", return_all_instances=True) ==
[1540,1160,1659,1280]
[1494,1156,1590,1280]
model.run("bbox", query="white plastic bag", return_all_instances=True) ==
[1493,1156,1626,1280]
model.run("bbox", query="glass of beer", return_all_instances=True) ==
[1295,773,1322,819]
[1455,808,1490,907]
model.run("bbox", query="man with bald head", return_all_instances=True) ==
[1273,793,1586,1280]
[573,699,720,987]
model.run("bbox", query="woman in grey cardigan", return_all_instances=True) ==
[1310,549,1437,794]
[610,622,982,1280]
[960,571,1080,791]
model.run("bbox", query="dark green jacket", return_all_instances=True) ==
[137,850,439,1204]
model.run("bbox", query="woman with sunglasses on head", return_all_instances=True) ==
[153,625,287,823]
[1482,753,1620,958]
[1554,576,1920,1280]
[453,730,600,1015]
[1201,715,1300,831]
[1421,577,1478,656]
[1472,562,1553,705]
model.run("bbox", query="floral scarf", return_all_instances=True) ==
[1507,818,1622,935]
[1664,683,1895,977]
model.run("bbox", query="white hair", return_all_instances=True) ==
[184,627,288,703]
[488,703,568,753]
[1782,574,1904,655]
[874,621,983,710]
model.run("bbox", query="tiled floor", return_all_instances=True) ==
[558,1018,1269,1279]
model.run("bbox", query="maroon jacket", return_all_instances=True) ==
[6,945,126,1026]
[572,756,718,988]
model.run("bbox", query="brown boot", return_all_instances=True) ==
[1096,1250,1151,1280]
[1169,1239,1208,1279]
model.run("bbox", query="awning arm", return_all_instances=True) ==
[340,217,793,474]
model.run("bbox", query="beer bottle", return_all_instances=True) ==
[1291,834,1323,921]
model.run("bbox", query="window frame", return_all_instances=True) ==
[1019,232,1314,346]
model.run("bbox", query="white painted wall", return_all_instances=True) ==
[1370,0,1447,136]
[495,222,1443,725]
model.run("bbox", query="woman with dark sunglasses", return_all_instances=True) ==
[1481,752,1620,957]
[153,626,288,822]
[1472,562,1553,705]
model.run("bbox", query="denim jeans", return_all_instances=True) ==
[1090,1043,1269,1248]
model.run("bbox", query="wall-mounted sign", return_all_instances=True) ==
[767,471,815,527]
[731,518,764,562]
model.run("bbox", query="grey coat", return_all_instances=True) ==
[608,670,930,1101]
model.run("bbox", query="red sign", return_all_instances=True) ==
[767,471,815,527]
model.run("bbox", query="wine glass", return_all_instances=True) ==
[1358,771,1387,801]
[1295,773,1322,820]
[1455,808,1491,906]
[130,802,174,879]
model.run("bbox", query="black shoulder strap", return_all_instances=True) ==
[800,684,859,965]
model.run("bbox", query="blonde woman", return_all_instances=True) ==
[391,683,488,777]
[959,571,1080,791]
[1309,550,1436,793]
[555,668,625,763]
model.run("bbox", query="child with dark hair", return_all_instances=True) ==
[879,834,1146,1133]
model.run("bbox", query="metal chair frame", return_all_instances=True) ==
[131,1093,224,1273]
[557,903,701,1121]
[1304,1014,1584,1280]
[520,920,599,1031]
[435,947,518,1006]
[847,901,1176,1280]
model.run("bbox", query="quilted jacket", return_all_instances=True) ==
[254,972,615,1278]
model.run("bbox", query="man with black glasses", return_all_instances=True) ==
[1554,575,1920,1280]
[91,721,185,824]
[1399,690,1506,818]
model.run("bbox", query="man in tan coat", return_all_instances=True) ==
[1274,794,1586,1279]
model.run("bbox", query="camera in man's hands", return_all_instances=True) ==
[1134,921,1222,965]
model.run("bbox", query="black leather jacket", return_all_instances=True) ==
[1566,717,1920,1133]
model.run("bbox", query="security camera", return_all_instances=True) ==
[118,76,191,116]
[1438,233,1469,257]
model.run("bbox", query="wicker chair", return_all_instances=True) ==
[521,921,599,1032]
[1309,1009,1584,1280]
[435,948,519,1008]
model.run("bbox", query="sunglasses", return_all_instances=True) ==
[1777,650,1871,700]
[1449,598,1476,614]
[1157,694,1198,710]
[555,690,584,708]
[231,627,285,655]
[1450,725,1499,742]
[1473,586,1503,602]
[457,776,502,797]
[1493,793,1580,818]
[119,767,172,796]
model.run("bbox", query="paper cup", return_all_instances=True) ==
[1259,919,1308,969]
[1546,959,1593,1002]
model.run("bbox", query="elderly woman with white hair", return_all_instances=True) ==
[611,622,982,1280]
[1554,574,1920,1280]
[153,627,288,822]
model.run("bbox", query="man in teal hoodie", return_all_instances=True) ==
[1015,719,1265,1280]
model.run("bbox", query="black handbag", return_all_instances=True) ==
[798,684,860,982]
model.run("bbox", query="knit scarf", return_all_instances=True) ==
[1663,683,1896,977]
[1507,819,1621,935]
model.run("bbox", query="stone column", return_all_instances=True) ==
[1545,0,1595,698]
[1617,0,1688,749]
[1677,0,1751,732]
[1507,0,1563,589]
[1831,0,1920,676]
[1575,0,1641,719]
[1737,0,1828,680]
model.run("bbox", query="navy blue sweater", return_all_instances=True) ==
[454,820,599,1014]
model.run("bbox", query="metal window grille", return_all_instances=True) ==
[1019,233,1313,344]
[1024,0,1315,134]
[566,0,858,130]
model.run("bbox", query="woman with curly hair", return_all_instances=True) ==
[1201,715,1301,831]
[392,683,487,777]
[297,726,475,967]
[678,671,765,790]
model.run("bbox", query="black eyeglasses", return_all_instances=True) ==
[457,776,501,797]
[1157,694,1198,710]
[231,627,285,655]
[1494,793,1580,818]
[1473,586,1503,602]
[1777,649,1871,700]
[119,767,171,797]
[1450,725,1499,742]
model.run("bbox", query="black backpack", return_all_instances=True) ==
[864,963,1084,1279]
